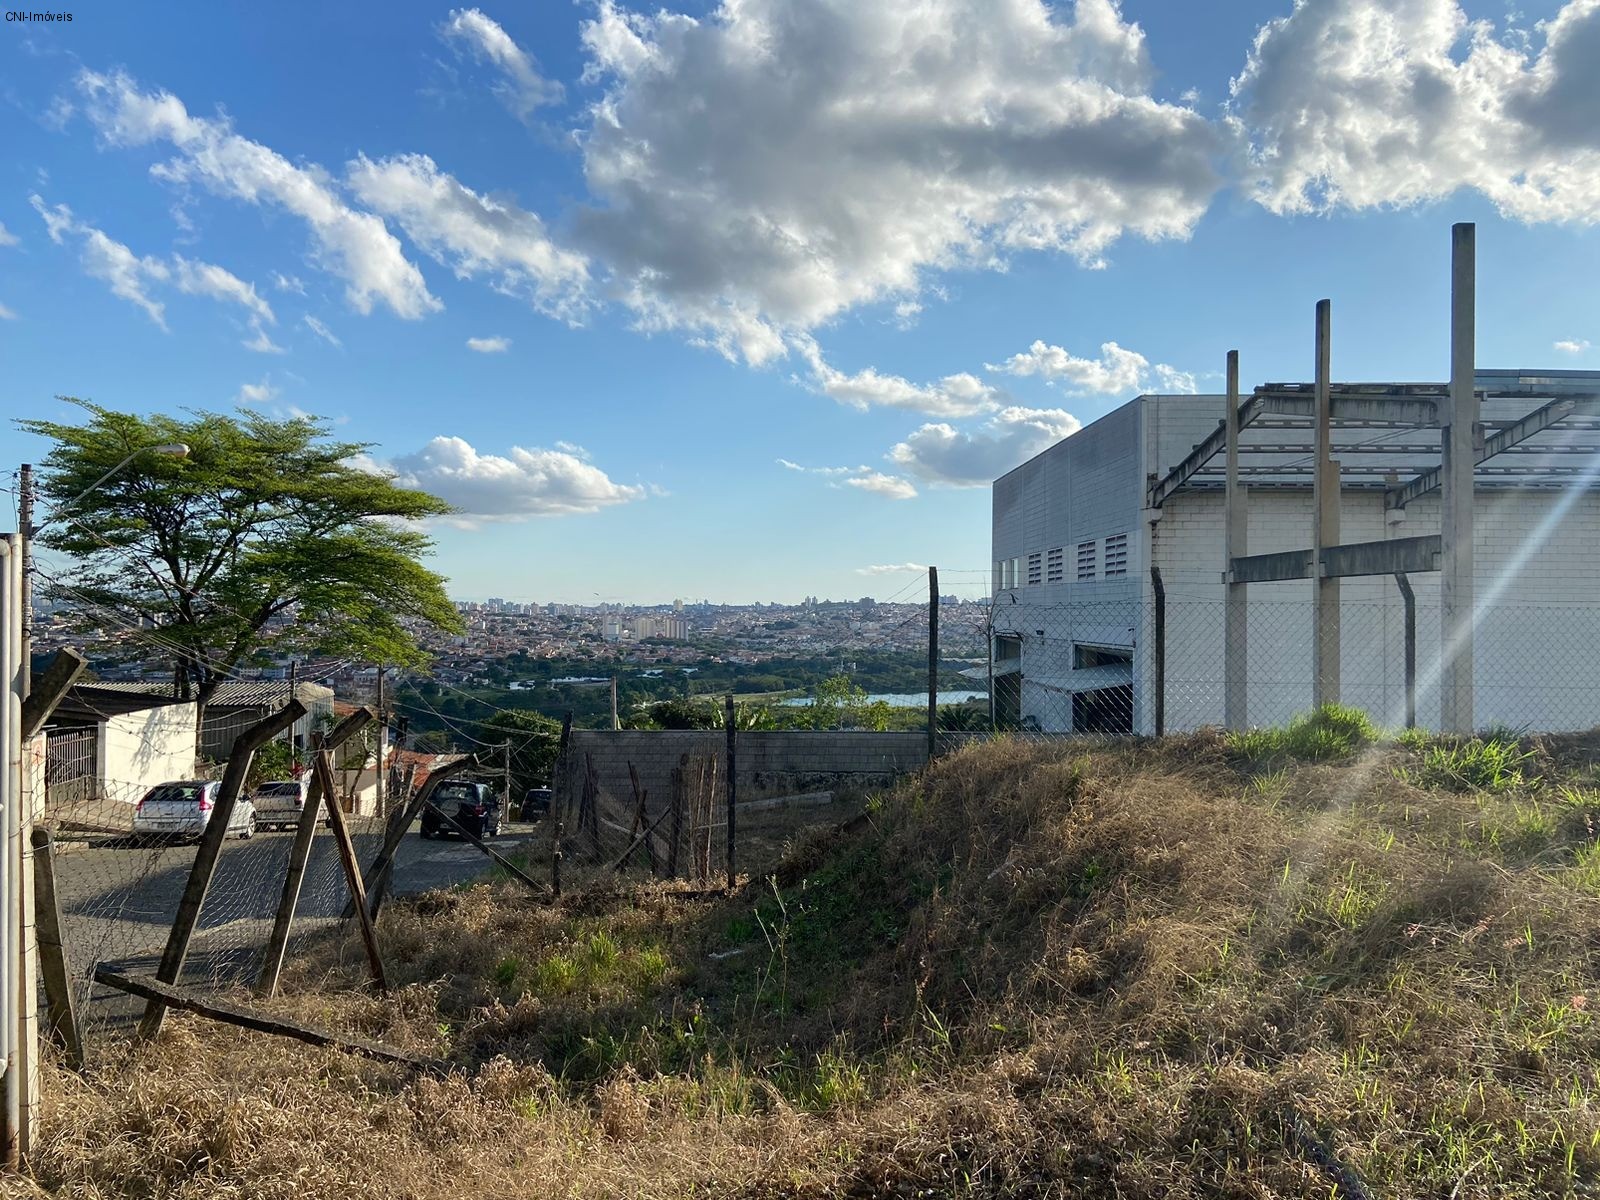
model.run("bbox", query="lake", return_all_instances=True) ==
[780,689,988,708]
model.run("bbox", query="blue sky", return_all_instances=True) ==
[2,0,1597,604]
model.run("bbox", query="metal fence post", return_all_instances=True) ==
[725,694,736,891]
[553,713,571,899]
[1150,566,1166,738]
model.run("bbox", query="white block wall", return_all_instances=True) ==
[100,703,198,799]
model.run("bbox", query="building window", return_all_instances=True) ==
[1046,547,1064,584]
[1104,533,1129,577]
[1076,540,1097,580]
[1027,552,1043,586]
[994,561,1003,592]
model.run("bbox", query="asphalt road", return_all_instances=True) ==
[49,819,542,1027]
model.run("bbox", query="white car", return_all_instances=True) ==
[132,781,256,841]
[251,778,313,830]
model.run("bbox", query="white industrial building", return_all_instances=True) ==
[991,226,1600,736]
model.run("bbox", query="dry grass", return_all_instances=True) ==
[20,730,1600,1198]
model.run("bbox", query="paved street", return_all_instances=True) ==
[48,820,543,1028]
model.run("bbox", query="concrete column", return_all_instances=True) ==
[1440,223,1476,734]
[1312,299,1340,709]
[1223,349,1249,729]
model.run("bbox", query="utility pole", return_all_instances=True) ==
[374,666,385,816]
[610,676,619,731]
[287,660,299,771]
[17,467,31,698]
[502,739,511,818]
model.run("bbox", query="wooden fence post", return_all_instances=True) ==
[725,694,736,891]
[137,700,307,1040]
[359,754,479,922]
[256,708,372,997]
[552,713,571,898]
[29,830,80,1070]
[313,751,386,991]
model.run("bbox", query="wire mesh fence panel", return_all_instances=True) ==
[556,730,729,894]
[942,592,1600,741]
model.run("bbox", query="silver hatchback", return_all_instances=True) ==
[132,781,256,840]
[251,778,313,830]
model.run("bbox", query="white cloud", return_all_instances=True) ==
[32,194,284,345]
[78,68,440,319]
[235,378,277,404]
[845,472,919,500]
[388,435,645,519]
[31,194,170,327]
[466,335,511,353]
[0,222,17,248]
[0,302,15,320]
[778,458,917,499]
[347,153,591,323]
[1555,338,1591,354]
[889,405,1082,487]
[987,338,1195,395]
[439,7,563,123]
[272,271,306,294]
[573,0,1220,364]
[794,335,1000,417]
[856,562,927,576]
[302,314,342,347]
[1230,0,1600,225]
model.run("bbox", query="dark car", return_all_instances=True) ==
[419,780,501,840]
[519,787,552,822]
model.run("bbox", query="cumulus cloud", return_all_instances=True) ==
[856,562,927,576]
[987,339,1195,395]
[439,7,563,123]
[573,0,1220,364]
[466,335,510,353]
[302,314,341,347]
[235,378,277,404]
[388,436,645,519]
[347,153,591,323]
[0,222,17,248]
[1555,338,1591,354]
[778,458,917,499]
[794,335,1000,417]
[78,68,440,319]
[889,405,1082,487]
[1230,0,1600,225]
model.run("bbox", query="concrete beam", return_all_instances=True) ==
[1322,535,1442,578]
[1312,300,1340,709]
[1256,393,1443,427]
[1230,549,1314,583]
[1440,222,1476,734]
[1223,349,1248,731]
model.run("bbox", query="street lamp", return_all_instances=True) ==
[19,442,190,691]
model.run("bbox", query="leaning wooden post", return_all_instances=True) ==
[256,707,372,997]
[725,694,736,891]
[360,754,478,923]
[137,699,306,1040]
[313,751,386,991]
[29,830,81,1070]
[552,713,571,898]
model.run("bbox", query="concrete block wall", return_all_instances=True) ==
[559,730,931,821]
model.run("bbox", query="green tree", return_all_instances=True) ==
[21,402,463,739]
[803,674,891,731]
[480,709,563,796]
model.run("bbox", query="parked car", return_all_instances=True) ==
[133,781,256,840]
[419,780,501,840]
[520,787,552,822]
[251,778,313,830]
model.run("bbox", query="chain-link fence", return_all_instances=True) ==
[952,591,1600,743]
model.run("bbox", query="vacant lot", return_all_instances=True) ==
[22,718,1600,1198]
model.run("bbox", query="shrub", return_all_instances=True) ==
[1224,704,1379,764]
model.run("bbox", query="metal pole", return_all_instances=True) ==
[17,467,31,699]
[1150,565,1166,737]
[1441,222,1477,733]
[724,693,736,891]
[502,739,511,817]
[0,537,20,1164]
[1223,353,1249,730]
[1395,573,1417,729]
[927,566,938,759]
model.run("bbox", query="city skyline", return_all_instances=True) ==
[4,0,1600,603]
